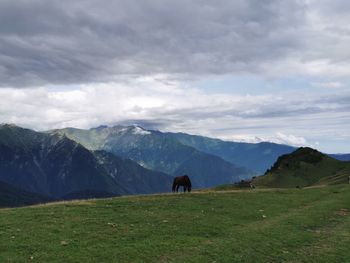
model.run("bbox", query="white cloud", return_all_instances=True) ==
[311,81,344,88]
[220,132,307,147]
[274,132,307,146]
[0,76,349,153]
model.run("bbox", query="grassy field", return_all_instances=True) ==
[1,185,350,262]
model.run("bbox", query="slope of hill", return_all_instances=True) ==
[94,150,173,194]
[0,124,173,202]
[0,124,124,198]
[55,125,252,188]
[1,185,349,262]
[174,151,251,187]
[253,147,350,188]
[0,180,51,208]
[167,132,295,173]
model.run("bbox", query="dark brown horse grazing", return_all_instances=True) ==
[172,175,192,192]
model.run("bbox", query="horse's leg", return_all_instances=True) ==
[184,186,187,192]
[172,180,176,192]
[176,184,180,192]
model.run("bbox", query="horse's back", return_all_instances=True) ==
[174,175,191,184]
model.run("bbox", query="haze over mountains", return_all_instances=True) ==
[0,123,349,207]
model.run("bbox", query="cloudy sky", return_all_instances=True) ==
[0,0,349,153]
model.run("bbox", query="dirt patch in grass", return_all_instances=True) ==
[335,208,348,216]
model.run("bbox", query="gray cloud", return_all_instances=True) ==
[0,0,313,87]
[1,1,349,153]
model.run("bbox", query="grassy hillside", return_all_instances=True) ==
[254,147,350,188]
[1,185,350,262]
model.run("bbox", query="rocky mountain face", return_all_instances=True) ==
[94,150,172,194]
[0,124,172,203]
[0,124,124,197]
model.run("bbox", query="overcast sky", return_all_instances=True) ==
[0,0,349,153]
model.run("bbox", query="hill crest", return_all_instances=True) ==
[254,147,350,188]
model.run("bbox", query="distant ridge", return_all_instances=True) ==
[166,132,295,173]
[330,153,350,162]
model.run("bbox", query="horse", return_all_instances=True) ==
[172,175,192,192]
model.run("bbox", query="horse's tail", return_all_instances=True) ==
[172,178,177,192]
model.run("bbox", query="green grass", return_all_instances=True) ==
[254,157,350,188]
[1,185,350,262]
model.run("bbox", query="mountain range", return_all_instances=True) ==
[1,123,349,207]
[53,125,254,187]
[55,125,300,174]
[52,125,350,176]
